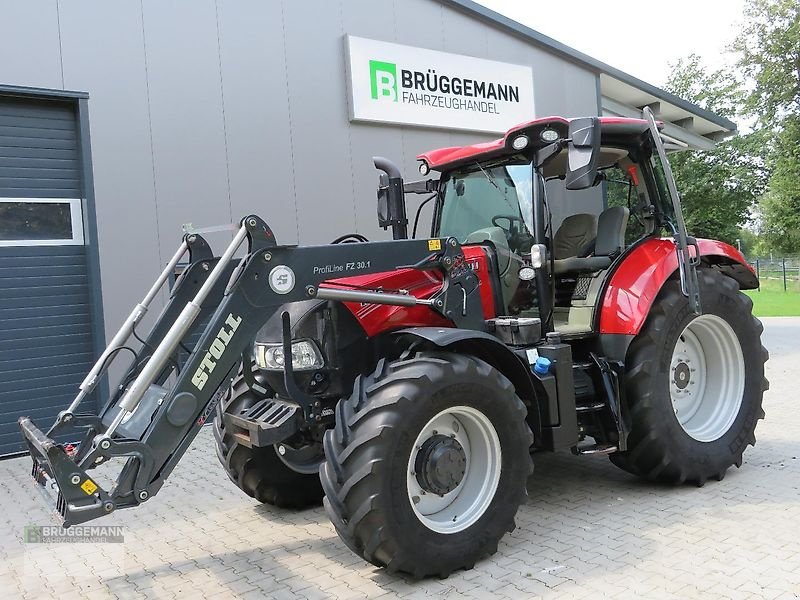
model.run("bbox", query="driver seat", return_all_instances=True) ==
[553,207,629,274]
[553,213,597,261]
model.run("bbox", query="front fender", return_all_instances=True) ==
[599,238,756,335]
[394,327,541,437]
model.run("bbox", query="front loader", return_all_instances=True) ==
[18,109,767,578]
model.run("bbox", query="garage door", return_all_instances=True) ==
[0,95,99,455]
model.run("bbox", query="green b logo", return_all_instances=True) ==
[24,526,43,543]
[369,60,397,101]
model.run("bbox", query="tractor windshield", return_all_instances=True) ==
[438,163,534,254]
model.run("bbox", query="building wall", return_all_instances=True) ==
[0,0,600,340]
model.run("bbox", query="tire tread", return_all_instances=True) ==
[610,270,767,484]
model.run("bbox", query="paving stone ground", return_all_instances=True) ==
[1,317,799,599]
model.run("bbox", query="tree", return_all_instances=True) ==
[734,0,800,123]
[758,116,800,253]
[663,56,769,244]
[734,0,800,254]
[736,227,761,255]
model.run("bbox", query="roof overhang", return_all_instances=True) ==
[600,76,732,151]
[439,0,737,150]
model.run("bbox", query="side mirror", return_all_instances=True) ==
[376,173,391,225]
[374,156,408,240]
[565,117,601,190]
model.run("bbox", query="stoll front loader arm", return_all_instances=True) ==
[19,215,483,527]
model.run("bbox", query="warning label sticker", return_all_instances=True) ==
[80,479,98,495]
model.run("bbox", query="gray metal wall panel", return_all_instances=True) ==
[282,1,354,244]
[216,0,298,244]
[348,125,405,237]
[395,0,446,50]
[441,5,489,57]
[140,0,231,250]
[341,1,402,237]
[0,1,63,90]
[58,1,162,344]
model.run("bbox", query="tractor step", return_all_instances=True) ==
[225,397,301,448]
[574,442,618,456]
[575,402,606,412]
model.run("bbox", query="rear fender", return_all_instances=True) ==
[394,327,541,438]
[599,238,756,335]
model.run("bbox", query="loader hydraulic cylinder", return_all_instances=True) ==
[106,225,248,437]
[59,239,190,423]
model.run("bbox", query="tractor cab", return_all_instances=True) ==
[405,116,675,337]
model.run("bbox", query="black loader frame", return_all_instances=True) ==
[19,215,483,527]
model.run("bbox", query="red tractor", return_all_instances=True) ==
[20,108,767,579]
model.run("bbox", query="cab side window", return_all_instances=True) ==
[605,166,647,246]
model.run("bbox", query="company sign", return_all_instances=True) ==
[346,36,534,134]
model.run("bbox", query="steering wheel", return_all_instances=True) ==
[491,215,531,253]
[492,214,525,233]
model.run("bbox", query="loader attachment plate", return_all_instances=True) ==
[19,417,114,528]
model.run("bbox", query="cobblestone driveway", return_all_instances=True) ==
[1,317,799,599]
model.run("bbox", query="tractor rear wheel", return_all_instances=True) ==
[214,371,324,508]
[320,351,533,578]
[610,270,768,485]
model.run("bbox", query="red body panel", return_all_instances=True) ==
[599,238,754,335]
[321,245,496,337]
[418,116,655,170]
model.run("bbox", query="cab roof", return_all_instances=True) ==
[417,116,656,171]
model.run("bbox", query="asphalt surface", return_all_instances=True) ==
[1,317,798,599]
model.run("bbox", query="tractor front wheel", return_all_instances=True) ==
[214,372,324,508]
[320,351,533,578]
[611,270,768,485]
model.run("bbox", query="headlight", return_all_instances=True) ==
[518,266,536,281]
[511,135,529,150]
[254,340,324,371]
[540,128,559,143]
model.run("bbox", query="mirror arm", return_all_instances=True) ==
[403,179,438,194]
[530,164,553,333]
[534,140,565,169]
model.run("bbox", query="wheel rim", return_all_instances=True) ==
[406,406,501,534]
[669,314,745,442]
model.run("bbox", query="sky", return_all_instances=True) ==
[473,0,747,88]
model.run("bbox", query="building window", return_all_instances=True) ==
[0,198,84,246]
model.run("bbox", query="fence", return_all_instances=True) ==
[747,256,800,292]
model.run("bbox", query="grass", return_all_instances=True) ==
[743,277,800,317]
